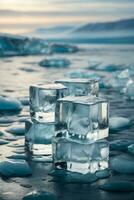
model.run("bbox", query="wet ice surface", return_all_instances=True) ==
[0,44,134,200]
[23,190,57,200]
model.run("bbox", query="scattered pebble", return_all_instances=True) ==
[99,181,134,192]
[1,130,17,141]
[6,124,25,136]
[109,117,131,132]
[0,131,4,136]
[128,144,134,155]
[0,96,22,111]
[0,139,9,145]
[0,159,32,178]
[110,140,132,151]
[110,156,134,174]
[7,154,27,160]
[0,117,17,124]
[95,169,110,179]
[13,148,25,154]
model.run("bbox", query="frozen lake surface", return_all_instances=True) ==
[0,44,134,200]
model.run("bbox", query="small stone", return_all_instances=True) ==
[0,131,4,136]
[0,159,32,178]
[0,139,9,145]
[13,148,25,154]
[110,140,132,151]
[6,124,25,136]
[7,154,27,160]
[109,117,131,132]
[0,117,17,124]
[99,181,134,192]
[95,169,110,179]
[128,144,134,155]
[110,156,134,174]
[0,96,22,111]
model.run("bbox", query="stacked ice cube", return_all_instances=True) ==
[52,79,109,174]
[25,83,68,157]
[25,78,109,174]
[55,78,99,97]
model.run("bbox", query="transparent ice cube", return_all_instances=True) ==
[30,83,68,122]
[55,96,109,141]
[25,119,54,156]
[53,137,109,174]
[55,78,99,97]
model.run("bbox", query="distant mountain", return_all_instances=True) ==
[74,18,134,33]
[26,25,74,38]
[35,25,73,34]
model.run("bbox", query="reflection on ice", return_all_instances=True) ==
[23,190,57,200]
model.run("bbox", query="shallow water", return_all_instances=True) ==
[0,44,134,200]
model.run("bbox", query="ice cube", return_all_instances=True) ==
[22,38,51,55]
[55,78,99,97]
[125,81,134,100]
[51,43,79,54]
[39,58,71,68]
[25,119,54,156]
[66,70,100,80]
[97,63,123,72]
[53,137,109,174]
[107,69,132,91]
[55,96,109,141]
[117,69,130,79]
[30,83,68,122]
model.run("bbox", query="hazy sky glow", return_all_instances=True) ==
[0,0,134,34]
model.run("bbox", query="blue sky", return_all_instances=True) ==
[0,0,134,34]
